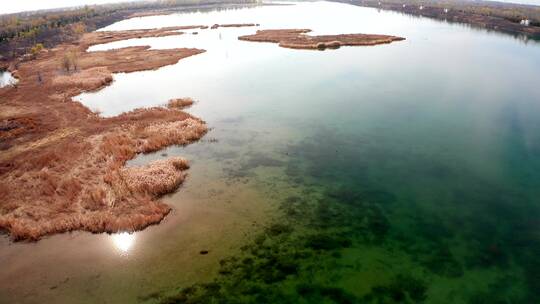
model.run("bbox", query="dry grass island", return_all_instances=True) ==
[239,29,404,49]
[0,18,403,241]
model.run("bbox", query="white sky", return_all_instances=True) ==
[0,0,538,15]
[0,0,146,15]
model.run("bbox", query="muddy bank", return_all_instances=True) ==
[0,27,209,241]
[239,29,404,50]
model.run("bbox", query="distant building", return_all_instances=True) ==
[419,5,424,10]
[520,19,530,26]
[444,8,449,13]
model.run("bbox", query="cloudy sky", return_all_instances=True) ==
[0,0,146,15]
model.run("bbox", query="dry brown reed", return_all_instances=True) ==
[0,114,207,241]
[167,97,194,109]
[52,67,113,91]
[121,157,189,196]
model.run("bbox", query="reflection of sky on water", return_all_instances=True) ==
[0,71,18,88]
[111,232,136,254]
[96,1,413,36]
[77,1,540,125]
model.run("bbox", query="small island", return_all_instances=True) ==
[239,29,405,50]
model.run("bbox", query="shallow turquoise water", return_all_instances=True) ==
[3,1,540,303]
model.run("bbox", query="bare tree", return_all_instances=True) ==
[60,51,79,73]
[71,51,79,71]
[61,53,71,72]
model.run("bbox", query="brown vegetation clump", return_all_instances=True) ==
[30,43,45,58]
[52,67,113,91]
[121,157,190,196]
[0,25,210,241]
[0,117,39,141]
[168,97,195,109]
[239,29,405,50]
[134,117,208,153]
[60,51,80,72]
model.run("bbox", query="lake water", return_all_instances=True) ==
[2,1,540,303]
[490,0,540,5]
[0,71,17,88]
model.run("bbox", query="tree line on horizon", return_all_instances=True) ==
[0,0,258,61]
[354,0,540,25]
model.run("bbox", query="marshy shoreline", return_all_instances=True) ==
[0,26,211,241]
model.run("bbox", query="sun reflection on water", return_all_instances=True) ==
[111,232,136,254]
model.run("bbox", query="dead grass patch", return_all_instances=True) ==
[52,67,113,91]
[167,97,194,109]
[121,157,189,196]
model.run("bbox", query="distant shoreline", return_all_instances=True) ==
[0,0,262,61]
[485,0,540,6]
[332,0,540,40]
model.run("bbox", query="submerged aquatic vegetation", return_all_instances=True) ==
[146,126,540,303]
[362,274,427,303]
